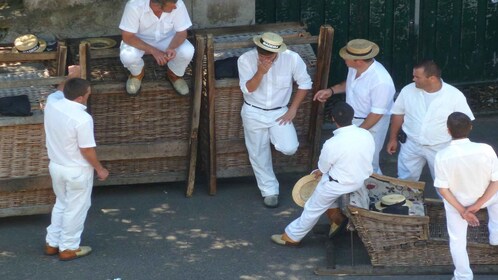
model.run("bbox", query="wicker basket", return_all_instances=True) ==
[348,175,498,266]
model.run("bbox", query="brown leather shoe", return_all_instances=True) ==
[59,246,92,261]
[44,243,59,256]
[271,233,300,247]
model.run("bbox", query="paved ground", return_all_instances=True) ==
[0,114,497,280]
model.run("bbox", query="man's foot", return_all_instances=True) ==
[263,195,279,208]
[59,246,92,261]
[271,233,300,247]
[126,68,145,96]
[166,68,189,96]
[44,243,59,256]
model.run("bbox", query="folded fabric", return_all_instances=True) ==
[0,95,33,116]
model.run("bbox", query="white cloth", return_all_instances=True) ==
[238,49,312,109]
[44,91,96,167]
[345,60,394,174]
[238,48,312,197]
[397,137,447,181]
[435,139,498,280]
[285,125,375,241]
[44,90,97,251]
[119,0,194,76]
[46,162,94,251]
[391,81,475,146]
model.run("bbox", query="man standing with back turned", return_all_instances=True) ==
[44,65,109,261]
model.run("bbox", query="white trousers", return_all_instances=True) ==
[241,104,299,197]
[444,193,498,280]
[353,114,389,175]
[120,38,194,76]
[398,138,449,181]
[285,176,363,241]
[46,162,94,251]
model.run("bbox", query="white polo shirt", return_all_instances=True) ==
[345,60,395,118]
[391,81,474,146]
[119,0,192,44]
[318,125,375,185]
[434,138,498,205]
[237,49,313,109]
[44,91,96,167]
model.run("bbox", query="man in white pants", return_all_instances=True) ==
[237,32,312,208]
[119,0,194,96]
[271,102,375,246]
[434,112,498,280]
[44,66,109,261]
[387,60,474,183]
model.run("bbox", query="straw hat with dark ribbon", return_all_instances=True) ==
[253,32,287,53]
[339,39,379,60]
[12,34,47,53]
[374,194,413,211]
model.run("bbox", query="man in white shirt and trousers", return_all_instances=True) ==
[237,32,312,208]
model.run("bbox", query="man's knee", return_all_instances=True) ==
[276,144,298,156]
[177,41,195,61]
[120,49,142,66]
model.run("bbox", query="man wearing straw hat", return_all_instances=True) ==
[238,32,312,208]
[434,112,498,280]
[313,39,394,234]
[43,66,109,261]
[271,102,375,246]
[119,0,194,96]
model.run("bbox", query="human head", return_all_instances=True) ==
[447,112,472,139]
[339,39,379,61]
[63,78,91,104]
[330,102,354,127]
[151,0,178,12]
[412,60,442,91]
[253,32,287,53]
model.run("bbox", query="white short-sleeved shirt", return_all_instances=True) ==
[44,90,96,167]
[119,0,192,44]
[434,138,498,205]
[318,125,375,186]
[237,49,313,109]
[345,60,395,118]
[391,81,475,145]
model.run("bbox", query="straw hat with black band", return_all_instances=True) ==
[12,34,47,53]
[374,194,413,215]
[339,39,379,60]
[253,32,287,53]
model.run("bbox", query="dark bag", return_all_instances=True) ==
[214,56,239,79]
[0,95,33,116]
[398,128,407,143]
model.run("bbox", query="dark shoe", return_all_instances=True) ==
[328,218,348,239]
[271,234,300,247]
[166,69,189,96]
[263,195,279,208]
[44,243,59,256]
[59,246,92,261]
[126,68,145,96]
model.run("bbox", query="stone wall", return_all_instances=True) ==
[0,0,254,43]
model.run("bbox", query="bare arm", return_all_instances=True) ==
[80,147,109,181]
[276,89,308,125]
[56,65,81,91]
[386,114,404,155]
[313,81,346,103]
[245,55,273,92]
[122,30,169,66]
[359,113,383,130]
[466,180,498,213]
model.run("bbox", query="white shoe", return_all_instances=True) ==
[170,78,189,96]
[126,70,144,96]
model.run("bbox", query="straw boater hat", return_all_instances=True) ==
[292,174,321,207]
[12,34,47,53]
[253,32,287,53]
[374,194,413,212]
[339,39,379,60]
[80,37,117,50]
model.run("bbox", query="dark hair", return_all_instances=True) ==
[330,102,354,126]
[414,60,441,78]
[153,0,178,4]
[63,78,91,101]
[447,112,472,139]
[256,46,275,56]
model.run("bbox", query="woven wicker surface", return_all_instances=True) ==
[102,156,187,178]
[0,188,54,209]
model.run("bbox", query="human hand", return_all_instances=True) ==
[96,167,109,181]
[465,203,481,214]
[462,211,480,227]
[386,139,398,155]
[257,56,273,75]
[151,48,169,66]
[311,169,323,179]
[164,49,176,61]
[276,108,296,125]
[67,65,81,79]
[313,88,332,103]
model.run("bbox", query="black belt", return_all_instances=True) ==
[328,175,338,183]
[354,116,366,119]
[244,101,284,111]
